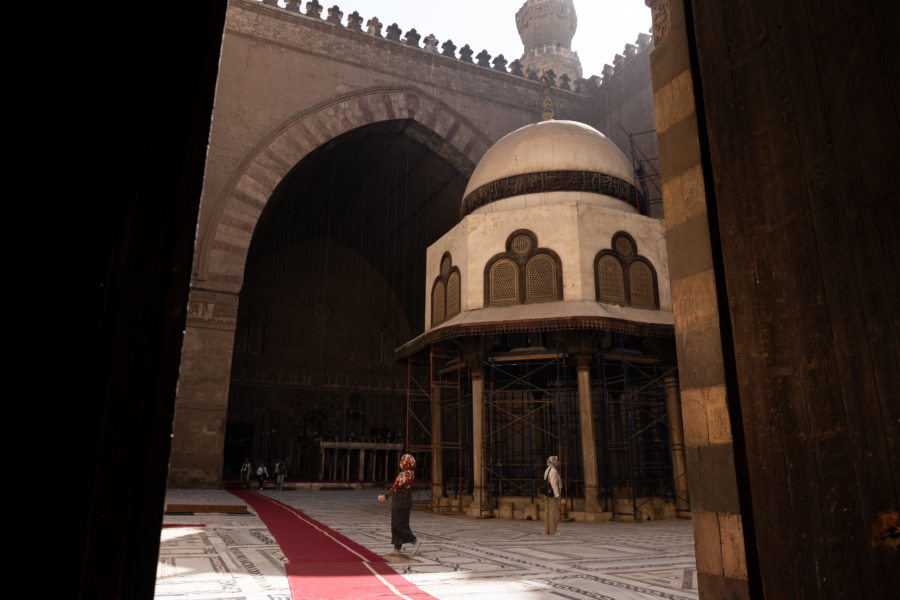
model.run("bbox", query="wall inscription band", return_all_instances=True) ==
[461,170,641,217]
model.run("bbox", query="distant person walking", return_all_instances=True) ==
[256,463,269,490]
[240,458,252,489]
[274,459,287,491]
[377,453,420,556]
[544,455,562,535]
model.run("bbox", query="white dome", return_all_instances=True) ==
[460,120,638,217]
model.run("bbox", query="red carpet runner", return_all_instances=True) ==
[230,490,437,600]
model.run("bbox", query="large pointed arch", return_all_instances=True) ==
[197,88,491,291]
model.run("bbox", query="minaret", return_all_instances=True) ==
[516,0,583,83]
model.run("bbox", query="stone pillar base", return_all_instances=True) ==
[465,506,495,518]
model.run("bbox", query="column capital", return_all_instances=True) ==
[574,354,593,370]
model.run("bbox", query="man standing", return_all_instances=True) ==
[275,459,286,491]
[543,455,562,535]
[256,463,269,490]
[240,458,252,489]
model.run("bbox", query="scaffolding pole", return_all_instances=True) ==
[483,344,578,512]
[406,345,471,510]
[597,336,679,520]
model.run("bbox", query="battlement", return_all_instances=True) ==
[251,0,653,95]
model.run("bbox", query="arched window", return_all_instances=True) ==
[431,253,461,327]
[594,232,659,308]
[629,261,655,307]
[526,254,557,301]
[446,271,461,317]
[432,280,446,325]
[485,230,563,306]
[490,259,519,304]
[597,255,625,302]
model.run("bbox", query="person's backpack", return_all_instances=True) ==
[537,477,554,497]
[256,466,264,476]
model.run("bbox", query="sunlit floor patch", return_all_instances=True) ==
[156,489,698,600]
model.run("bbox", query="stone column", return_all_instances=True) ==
[358,448,366,482]
[431,386,444,507]
[319,446,325,481]
[665,375,690,517]
[575,356,602,512]
[467,363,492,517]
[646,0,750,594]
[168,288,239,488]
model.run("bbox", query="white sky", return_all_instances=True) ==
[278,1,652,78]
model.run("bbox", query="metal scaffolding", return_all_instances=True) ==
[406,345,471,508]
[406,334,683,520]
[627,127,663,216]
[484,341,580,511]
[596,335,676,519]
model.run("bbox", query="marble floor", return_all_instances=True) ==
[157,489,698,600]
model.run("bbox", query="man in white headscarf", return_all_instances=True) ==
[544,455,561,535]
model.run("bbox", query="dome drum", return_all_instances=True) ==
[460,168,642,217]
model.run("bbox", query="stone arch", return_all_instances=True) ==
[197,88,491,292]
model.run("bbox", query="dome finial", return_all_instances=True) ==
[540,74,554,120]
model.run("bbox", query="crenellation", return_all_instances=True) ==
[637,32,652,51]
[423,33,439,52]
[304,0,322,18]
[544,68,557,86]
[624,43,638,60]
[584,75,601,92]
[326,5,342,25]
[404,28,421,47]
[602,64,615,83]
[366,16,382,37]
[246,0,653,96]
[385,23,402,42]
[441,39,457,58]
[346,10,363,31]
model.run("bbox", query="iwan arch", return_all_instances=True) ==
[174,0,662,491]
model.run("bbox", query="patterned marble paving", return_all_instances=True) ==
[156,489,698,600]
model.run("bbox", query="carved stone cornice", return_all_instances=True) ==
[460,169,641,218]
[186,288,239,330]
[645,0,670,46]
[396,315,674,359]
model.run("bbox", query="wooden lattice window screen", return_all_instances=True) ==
[432,280,446,325]
[490,259,519,304]
[629,261,655,307]
[447,271,461,317]
[526,253,557,301]
[598,255,626,302]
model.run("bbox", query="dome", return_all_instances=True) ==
[460,120,640,217]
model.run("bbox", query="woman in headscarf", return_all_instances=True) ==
[378,453,421,555]
[544,455,562,535]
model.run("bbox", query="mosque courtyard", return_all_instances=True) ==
[156,488,698,600]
